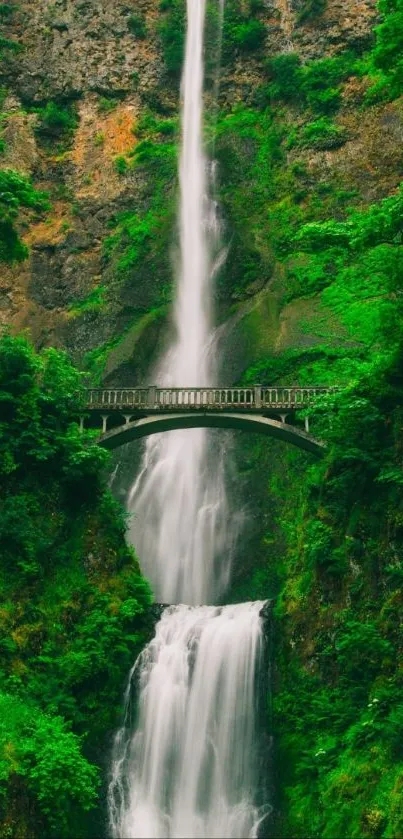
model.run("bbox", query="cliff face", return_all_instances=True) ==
[0,0,166,378]
[0,0,383,385]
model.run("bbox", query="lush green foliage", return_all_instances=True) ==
[158,0,185,78]
[210,5,403,825]
[291,117,348,150]
[230,98,403,838]
[371,0,403,97]
[0,335,153,836]
[269,342,403,837]
[0,694,99,834]
[222,0,266,59]
[0,169,49,263]
[265,52,354,113]
[35,101,78,143]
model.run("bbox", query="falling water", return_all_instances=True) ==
[108,603,270,839]
[128,0,233,606]
[110,2,271,836]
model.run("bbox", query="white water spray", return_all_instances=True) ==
[108,602,270,839]
[109,4,272,837]
[128,0,233,606]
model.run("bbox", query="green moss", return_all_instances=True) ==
[83,308,166,382]
[68,286,107,317]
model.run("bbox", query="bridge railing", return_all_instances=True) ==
[86,386,338,411]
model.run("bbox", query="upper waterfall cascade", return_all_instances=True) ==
[127,0,234,608]
[110,2,271,837]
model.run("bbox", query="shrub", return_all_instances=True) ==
[372,4,403,97]
[301,56,351,113]
[158,0,185,78]
[136,111,177,138]
[298,117,348,150]
[297,0,327,24]
[0,693,99,836]
[0,4,14,18]
[94,131,104,147]
[231,19,266,52]
[36,101,78,139]
[114,155,129,175]
[265,53,304,103]
[128,12,147,38]
[0,169,49,263]
[98,96,118,114]
[265,52,352,113]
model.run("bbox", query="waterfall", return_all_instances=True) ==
[108,603,270,839]
[127,0,233,606]
[109,3,271,837]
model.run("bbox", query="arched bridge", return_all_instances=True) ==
[81,386,339,457]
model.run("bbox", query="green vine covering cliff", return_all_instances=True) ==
[1,0,403,836]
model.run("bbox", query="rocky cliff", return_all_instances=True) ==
[0,0,386,387]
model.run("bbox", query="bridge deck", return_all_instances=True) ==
[86,386,338,413]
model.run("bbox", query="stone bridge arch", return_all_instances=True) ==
[97,412,326,457]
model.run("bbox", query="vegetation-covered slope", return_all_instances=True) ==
[0,333,152,837]
[211,1,403,835]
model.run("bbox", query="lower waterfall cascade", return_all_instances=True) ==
[108,604,271,839]
[109,1,271,836]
